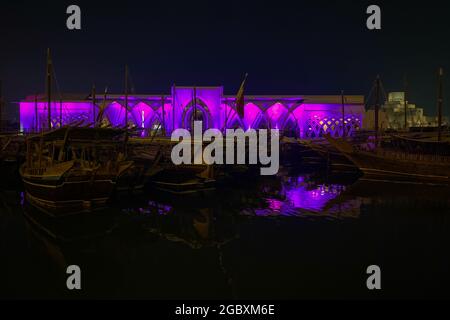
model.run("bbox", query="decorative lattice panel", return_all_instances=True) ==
[304,115,361,139]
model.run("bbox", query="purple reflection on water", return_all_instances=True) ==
[285,183,344,212]
[134,201,173,216]
[256,176,346,216]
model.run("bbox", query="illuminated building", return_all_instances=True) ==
[19,86,365,138]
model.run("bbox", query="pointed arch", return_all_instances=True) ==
[130,102,155,129]
[223,104,244,129]
[243,103,264,129]
[104,101,127,127]
[282,115,299,137]
[182,98,212,130]
[266,103,289,129]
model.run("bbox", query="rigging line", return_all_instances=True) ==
[364,82,375,110]
[51,62,63,101]
[50,60,65,127]
[379,80,388,103]
[128,68,136,94]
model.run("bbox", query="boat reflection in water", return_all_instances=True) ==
[2,166,450,299]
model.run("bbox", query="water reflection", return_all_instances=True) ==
[127,204,238,249]
[239,170,361,219]
[1,168,450,299]
[258,175,349,216]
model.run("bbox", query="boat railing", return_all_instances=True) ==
[374,149,450,163]
[27,167,47,175]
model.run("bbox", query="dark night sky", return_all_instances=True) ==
[1,0,449,121]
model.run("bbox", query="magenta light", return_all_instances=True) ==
[104,101,126,127]
[243,103,263,129]
[20,101,97,132]
[20,86,365,138]
[130,102,155,129]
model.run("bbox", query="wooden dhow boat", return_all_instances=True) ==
[325,69,450,185]
[20,126,137,216]
[325,134,450,185]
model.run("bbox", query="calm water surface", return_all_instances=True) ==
[1,167,450,299]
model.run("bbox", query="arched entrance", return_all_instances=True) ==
[182,99,212,132]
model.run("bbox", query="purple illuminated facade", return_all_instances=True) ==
[20,86,365,138]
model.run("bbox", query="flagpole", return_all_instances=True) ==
[236,73,248,122]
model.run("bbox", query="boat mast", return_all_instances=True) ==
[341,90,345,137]
[404,75,408,130]
[99,86,108,126]
[191,87,194,131]
[59,98,63,127]
[437,67,444,142]
[46,48,52,131]
[173,84,176,134]
[124,66,129,156]
[34,93,38,132]
[161,94,165,135]
[194,86,197,131]
[0,80,3,132]
[374,75,380,144]
[125,65,129,129]
[92,84,96,127]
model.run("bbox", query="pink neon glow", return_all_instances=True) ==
[19,102,97,131]
[19,87,365,138]
[243,103,263,129]
[130,102,155,129]
[104,101,127,126]
[266,103,286,124]
[255,176,346,216]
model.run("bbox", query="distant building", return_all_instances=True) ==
[382,92,446,129]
